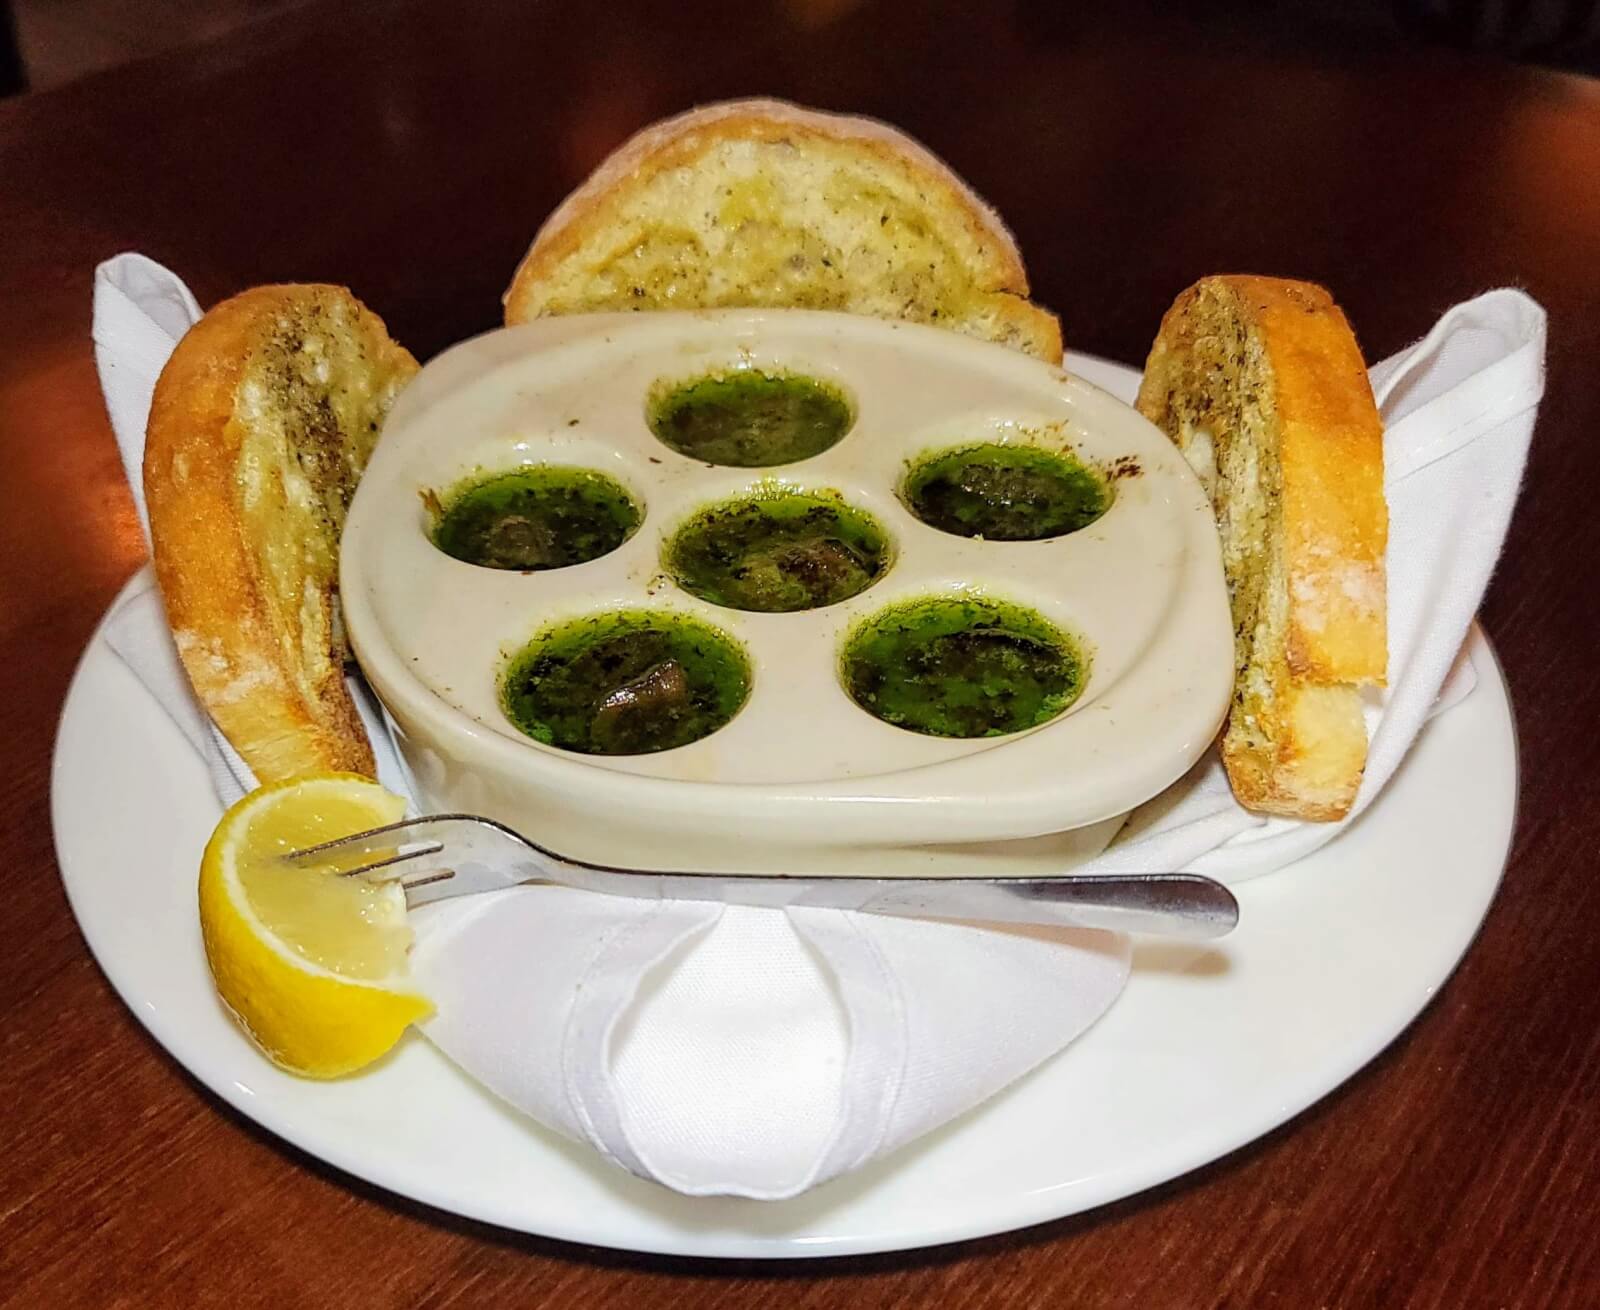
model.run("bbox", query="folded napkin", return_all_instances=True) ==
[93,253,1542,1197]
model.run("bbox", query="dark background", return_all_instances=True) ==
[6,0,1600,99]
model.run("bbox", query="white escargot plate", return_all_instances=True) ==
[340,310,1232,873]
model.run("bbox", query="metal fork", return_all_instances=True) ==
[282,813,1239,939]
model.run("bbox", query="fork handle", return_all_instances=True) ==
[559,868,1238,939]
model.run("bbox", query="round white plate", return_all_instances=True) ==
[51,356,1518,1259]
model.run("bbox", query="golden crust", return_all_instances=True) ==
[1220,679,1371,822]
[144,285,418,783]
[1137,275,1387,821]
[1225,277,1387,683]
[503,98,1062,362]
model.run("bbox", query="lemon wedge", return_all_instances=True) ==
[198,773,432,1078]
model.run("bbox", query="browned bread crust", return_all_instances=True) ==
[144,285,418,783]
[1137,275,1387,820]
[503,98,1062,361]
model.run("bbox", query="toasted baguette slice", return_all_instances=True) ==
[503,98,1062,361]
[1136,276,1387,820]
[144,285,418,783]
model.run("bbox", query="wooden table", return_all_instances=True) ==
[4,1,1598,1303]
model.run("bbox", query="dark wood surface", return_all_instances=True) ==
[3,1,1598,1304]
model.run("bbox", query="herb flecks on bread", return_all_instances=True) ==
[503,99,1062,362]
[1136,276,1387,821]
[144,285,418,783]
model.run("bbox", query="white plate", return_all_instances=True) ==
[51,356,1517,1259]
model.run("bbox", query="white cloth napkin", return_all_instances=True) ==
[92,253,1542,1198]
[1093,287,1544,881]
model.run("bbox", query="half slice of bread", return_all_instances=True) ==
[503,98,1062,362]
[144,285,418,783]
[1136,276,1387,820]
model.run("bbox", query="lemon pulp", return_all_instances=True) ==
[234,787,411,978]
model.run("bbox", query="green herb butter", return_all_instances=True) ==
[843,596,1085,738]
[649,370,852,467]
[666,491,890,612]
[433,466,641,570]
[502,611,750,755]
[904,442,1109,541]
